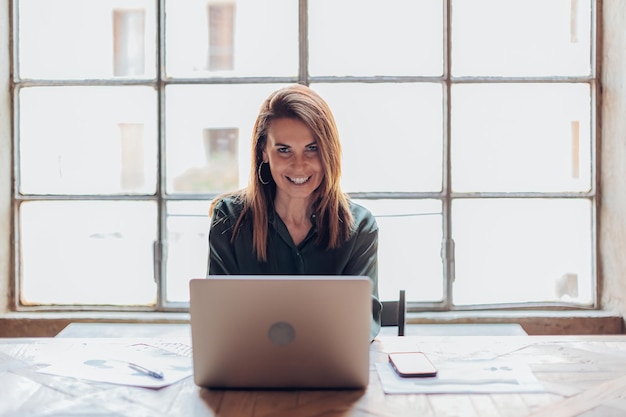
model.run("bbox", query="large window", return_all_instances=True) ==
[12,0,597,311]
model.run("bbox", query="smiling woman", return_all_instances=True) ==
[207,84,383,340]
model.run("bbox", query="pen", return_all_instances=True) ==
[128,362,164,379]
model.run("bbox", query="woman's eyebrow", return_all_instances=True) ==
[272,141,317,147]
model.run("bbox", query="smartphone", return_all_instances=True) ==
[388,352,438,377]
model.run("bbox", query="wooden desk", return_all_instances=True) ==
[1,335,626,417]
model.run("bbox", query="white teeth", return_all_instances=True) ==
[289,176,310,185]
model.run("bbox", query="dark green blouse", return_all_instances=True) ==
[207,196,382,339]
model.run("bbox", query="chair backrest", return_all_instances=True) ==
[380,290,406,336]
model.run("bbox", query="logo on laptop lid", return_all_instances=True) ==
[268,322,296,346]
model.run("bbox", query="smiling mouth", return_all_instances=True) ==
[287,176,311,185]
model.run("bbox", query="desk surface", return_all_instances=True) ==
[2,335,626,417]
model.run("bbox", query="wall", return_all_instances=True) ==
[0,0,10,315]
[600,0,626,316]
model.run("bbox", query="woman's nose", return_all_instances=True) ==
[291,153,307,168]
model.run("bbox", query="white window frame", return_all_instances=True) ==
[6,0,602,311]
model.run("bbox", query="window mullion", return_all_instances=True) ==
[299,0,308,84]
[441,0,454,309]
[156,0,166,310]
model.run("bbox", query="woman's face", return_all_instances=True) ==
[263,117,324,203]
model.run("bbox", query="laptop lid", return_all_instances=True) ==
[189,275,372,389]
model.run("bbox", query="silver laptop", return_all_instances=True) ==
[189,275,372,389]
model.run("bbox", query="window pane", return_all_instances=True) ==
[451,0,592,77]
[355,199,444,303]
[165,0,298,77]
[452,198,594,306]
[20,201,157,305]
[165,83,287,195]
[451,83,592,192]
[18,0,156,79]
[313,83,443,193]
[19,86,158,195]
[165,201,211,303]
[309,0,443,76]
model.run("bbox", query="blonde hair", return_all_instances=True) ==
[211,84,354,261]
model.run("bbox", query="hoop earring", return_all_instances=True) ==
[258,161,271,185]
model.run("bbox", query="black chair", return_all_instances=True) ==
[380,290,406,336]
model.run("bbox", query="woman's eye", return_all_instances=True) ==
[277,147,290,154]
[306,144,318,152]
